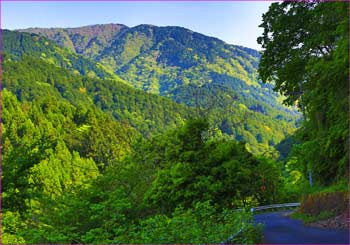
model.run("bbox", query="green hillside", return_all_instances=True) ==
[3,30,122,81]
[3,31,281,244]
[4,2,348,244]
[21,24,297,116]
[19,24,127,59]
[2,54,281,243]
[3,55,193,137]
[23,25,286,104]
[19,25,300,154]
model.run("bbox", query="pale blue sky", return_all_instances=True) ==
[2,1,273,50]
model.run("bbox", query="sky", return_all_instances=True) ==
[2,1,272,50]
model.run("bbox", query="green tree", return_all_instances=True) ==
[144,119,283,211]
[258,1,349,184]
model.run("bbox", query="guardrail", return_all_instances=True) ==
[221,202,300,244]
[221,227,244,244]
[251,202,300,213]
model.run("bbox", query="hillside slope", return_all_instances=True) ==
[19,24,127,59]
[14,27,299,154]
[20,24,296,115]
[3,29,122,81]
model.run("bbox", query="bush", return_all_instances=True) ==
[124,201,259,244]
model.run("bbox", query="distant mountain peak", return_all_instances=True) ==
[18,23,128,56]
[18,23,127,33]
[4,26,300,155]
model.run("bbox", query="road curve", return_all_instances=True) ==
[254,211,349,244]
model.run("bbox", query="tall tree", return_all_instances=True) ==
[258,1,349,184]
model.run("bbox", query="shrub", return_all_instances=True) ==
[124,201,260,244]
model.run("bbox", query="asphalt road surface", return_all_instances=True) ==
[254,211,349,244]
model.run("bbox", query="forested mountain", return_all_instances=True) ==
[2,33,280,243]
[2,55,284,242]
[3,1,348,244]
[2,30,122,81]
[18,25,300,154]
[3,56,195,136]
[19,24,127,59]
[21,24,296,116]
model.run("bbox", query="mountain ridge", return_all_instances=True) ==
[18,23,128,58]
[13,24,300,154]
[18,23,260,52]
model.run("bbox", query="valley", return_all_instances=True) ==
[2,1,348,243]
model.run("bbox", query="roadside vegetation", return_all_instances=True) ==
[2,1,348,243]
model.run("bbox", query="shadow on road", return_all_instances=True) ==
[254,211,349,244]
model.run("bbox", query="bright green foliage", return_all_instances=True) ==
[2,211,26,244]
[3,55,192,137]
[280,157,308,201]
[10,120,268,244]
[1,87,133,213]
[3,46,296,154]
[2,82,275,244]
[125,202,255,244]
[1,88,135,243]
[19,26,300,154]
[258,1,349,184]
[1,21,310,244]
[28,141,99,198]
[136,119,284,211]
[25,184,133,243]
[2,30,118,80]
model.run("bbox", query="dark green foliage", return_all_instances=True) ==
[2,89,132,213]
[6,119,268,244]
[258,1,349,184]
[132,119,284,212]
[274,135,298,160]
[3,43,296,154]
[20,26,300,154]
[2,52,270,244]
[2,30,116,80]
[2,19,321,244]
[3,55,193,137]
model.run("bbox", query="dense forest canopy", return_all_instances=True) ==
[3,29,299,155]
[2,1,348,243]
[258,1,349,185]
[1,35,287,244]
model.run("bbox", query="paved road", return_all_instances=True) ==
[254,211,349,244]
